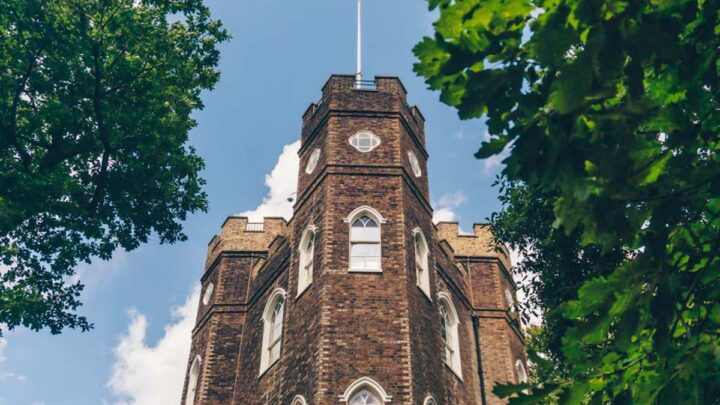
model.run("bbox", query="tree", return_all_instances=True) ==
[415,0,720,403]
[0,0,229,335]
[491,181,625,371]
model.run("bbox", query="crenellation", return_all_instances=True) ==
[437,222,511,270]
[205,217,288,269]
[183,75,526,405]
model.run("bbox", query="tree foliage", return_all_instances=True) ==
[415,0,720,403]
[0,0,228,335]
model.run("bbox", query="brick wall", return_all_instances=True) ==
[181,75,526,405]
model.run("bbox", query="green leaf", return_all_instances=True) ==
[559,381,590,405]
[476,135,511,159]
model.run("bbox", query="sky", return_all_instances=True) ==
[0,1,508,404]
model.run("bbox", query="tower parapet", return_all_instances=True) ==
[301,75,426,149]
[205,216,287,269]
[436,222,511,271]
[182,74,527,405]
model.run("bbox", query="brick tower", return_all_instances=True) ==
[181,75,527,405]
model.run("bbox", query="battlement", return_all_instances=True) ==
[436,222,511,270]
[301,75,425,146]
[206,216,288,268]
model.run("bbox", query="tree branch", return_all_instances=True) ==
[87,43,111,214]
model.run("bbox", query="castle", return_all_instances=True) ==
[181,75,527,405]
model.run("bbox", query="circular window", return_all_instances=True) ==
[202,283,214,305]
[407,151,422,177]
[349,131,381,152]
[305,148,321,174]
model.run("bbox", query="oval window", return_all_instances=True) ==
[202,283,214,305]
[505,288,515,310]
[349,131,381,152]
[407,151,422,177]
[306,148,321,174]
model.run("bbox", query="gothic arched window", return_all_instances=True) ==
[423,397,438,405]
[439,292,462,378]
[291,395,309,405]
[346,206,385,272]
[350,390,381,405]
[413,229,431,298]
[260,289,286,375]
[186,355,201,405]
[298,226,316,295]
[339,377,392,404]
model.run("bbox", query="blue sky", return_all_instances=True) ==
[0,1,506,404]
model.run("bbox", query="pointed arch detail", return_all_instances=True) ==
[338,376,392,403]
[291,395,309,405]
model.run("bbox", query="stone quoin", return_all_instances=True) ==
[181,75,527,405]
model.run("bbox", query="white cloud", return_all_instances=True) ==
[107,286,200,405]
[0,372,25,383]
[238,141,300,222]
[432,192,467,224]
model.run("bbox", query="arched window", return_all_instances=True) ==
[186,355,201,405]
[413,229,431,298]
[339,377,392,404]
[291,395,309,405]
[423,396,438,405]
[345,206,385,272]
[516,359,529,385]
[350,390,381,405]
[260,289,286,375]
[298,226,316,295]
[438,292,462,378]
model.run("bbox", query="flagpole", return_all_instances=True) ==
[356,0,362,87]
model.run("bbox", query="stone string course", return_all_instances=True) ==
[182,75,526,405]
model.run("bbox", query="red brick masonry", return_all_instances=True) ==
[182,75,527,405]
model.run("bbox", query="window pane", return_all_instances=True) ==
[350,243,381,270]
[364,255,380,270]
[270,342,280,362]
[351,226,364,241]
[350,390,381,405]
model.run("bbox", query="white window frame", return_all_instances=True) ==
[438,292,462,379]
[338,377,392,404]
[413,228,431,299]
[186,355,201,405]
[298,225,317,297]
[505,288,515,311]
[423,396,437,405]
[292,395,309,405]
[202,282,214,305]
[305,148,321,174]
[407,151,422,177]
[516,359,529,393]
[349,130,382,152]
[344,206,386,273]
[259,288,286,376]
